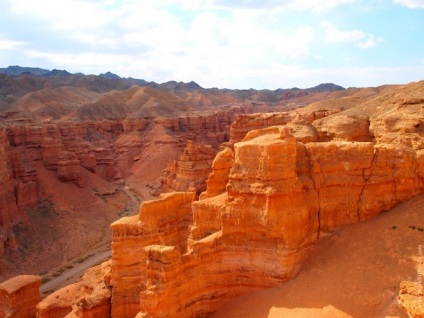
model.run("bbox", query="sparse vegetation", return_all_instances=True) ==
[43,290,54,295]
[41,276,51,284]
[407,225,423,232]
[75,255,89,263]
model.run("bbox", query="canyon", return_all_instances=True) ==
[0,67,347,279]
[0,67,423,317]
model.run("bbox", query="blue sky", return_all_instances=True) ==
[0,0,423,89]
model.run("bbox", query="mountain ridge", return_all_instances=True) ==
[0,65,345,92]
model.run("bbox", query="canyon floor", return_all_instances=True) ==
[0,170,141,283]
[212,194,424,318]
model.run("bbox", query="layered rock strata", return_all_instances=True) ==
[0,106,248,256]
[0,275,41,318]
[199,146,234,200]
[161,141,215,195]
[158,106,251,147]
[109,125,424,318]
[110,192,195,318]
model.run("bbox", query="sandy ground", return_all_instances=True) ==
[212,195,424,318]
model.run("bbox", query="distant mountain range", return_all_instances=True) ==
[0,65,345,94]
[0,64,349,123]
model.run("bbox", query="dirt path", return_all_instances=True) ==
[40,249,112,294]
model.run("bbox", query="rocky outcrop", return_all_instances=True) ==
[157,105,260,148]
[229,112,294,144]
[399,281,424,318]
[306,141,421,231]
[199,146,234,200]
[122,118,149,133]
[110,192,195,318]
[36,261,112,318]
[108,123,424,317]
[161,141,215,195]
[0,275,41,318]
[0,129,19,257]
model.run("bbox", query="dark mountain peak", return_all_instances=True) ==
[185,81,203,90]
[160,80,203,91]
[99,71,121,80]
[124,77,149,86]
[0,65,49,76]
[309,83,345,92]
[44,69,72,77]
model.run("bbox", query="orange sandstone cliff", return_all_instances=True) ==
[109,124,423,317]
[99,81,424,317]
[4,81,424,317]
[160,141,215,196]
[0,275,41,318]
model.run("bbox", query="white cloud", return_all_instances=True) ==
[9,0,114,31]
[393,0,424,8]
[3,0,417,89]
[320,21,364,43]
[0,39,25,50]
[288,0,357,13]
[210,0,357,12]
[320,21,383,49]
[357,35,384,48]
[25,50,132,72]
[260,64,424,89]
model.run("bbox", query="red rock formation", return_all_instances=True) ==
[229,112,294,144]
[108,123,424,317]
[199,146,234,200]
[0,275,41,318]
[161,141,215,195]
[306,141,375,231]
[0,106,255,257]
[156,104,262,148]
[36,261,111,318]
[57,157,83,187]
[0,129,19,256]
[15,181,38,211]
[110,192,195,318]
[122,118,149,133]
[313,114,371,141]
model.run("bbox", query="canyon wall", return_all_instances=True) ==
[110,192,195,317]
[161,141,215,195]
[0,275,41,318]
[0,105,252,257]
[0,129,20,257]
[109,121,424,317]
